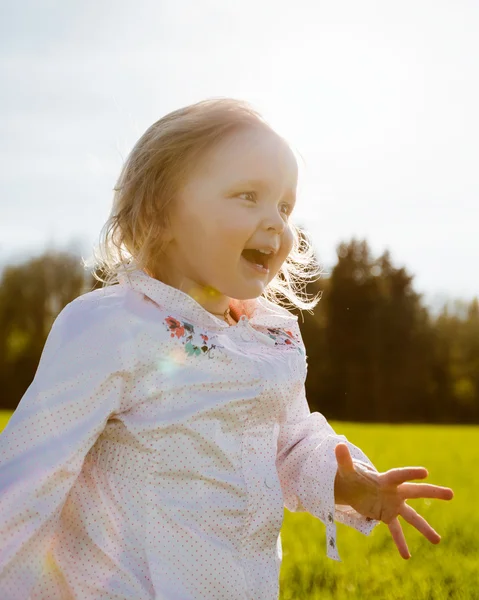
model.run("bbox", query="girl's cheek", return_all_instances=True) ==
[281,229,294,257]
[221,220,253,243]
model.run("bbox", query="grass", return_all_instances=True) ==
[279,421,479,599]
[0,410,12,433]
[1,411,477,598]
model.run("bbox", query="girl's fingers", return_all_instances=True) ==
[334,443,355,474]
[398,483,454,500]
[388,517,411,560]
[399,503,441,544]
[384,467,429,486]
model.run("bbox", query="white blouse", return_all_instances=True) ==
[0,265,380,600]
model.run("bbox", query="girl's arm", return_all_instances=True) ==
[0,296,134,599]
[276,326,380,562]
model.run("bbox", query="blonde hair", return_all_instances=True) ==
[84,97,324,312]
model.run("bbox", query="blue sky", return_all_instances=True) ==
[1,0,477,314]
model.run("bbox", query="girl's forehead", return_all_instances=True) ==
[218,127,294,161]
[198,128,298,187]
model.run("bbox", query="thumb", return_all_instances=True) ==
[335,442,355,475]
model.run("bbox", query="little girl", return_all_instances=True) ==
[0,98,454,600]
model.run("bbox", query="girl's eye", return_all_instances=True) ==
[280,203,293,216]
[238,192,293,216]
[238,191,257,202]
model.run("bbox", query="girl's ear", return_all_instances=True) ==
[161,231,173,246]
[162,214,175,244]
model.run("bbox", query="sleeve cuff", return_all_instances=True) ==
[299,435,381,562]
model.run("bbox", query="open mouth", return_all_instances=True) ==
[240,248,272,273]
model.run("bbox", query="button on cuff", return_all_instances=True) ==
[264,474,275,488]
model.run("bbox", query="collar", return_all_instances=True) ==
[116,262,298,332]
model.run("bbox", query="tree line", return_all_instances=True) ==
[0,239,477,423]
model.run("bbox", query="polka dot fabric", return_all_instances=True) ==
[0,265,380,599]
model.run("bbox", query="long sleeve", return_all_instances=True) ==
[276,332,381,562]
[0,296,134,599]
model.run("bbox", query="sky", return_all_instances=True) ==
[1,0,478,315]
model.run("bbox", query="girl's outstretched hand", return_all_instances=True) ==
[334,442,454,560]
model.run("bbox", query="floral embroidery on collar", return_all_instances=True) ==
[164,316,219,358]
[265,327,304,355]
[164,316,304,358]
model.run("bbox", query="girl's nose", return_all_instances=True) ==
[264,208,286,235]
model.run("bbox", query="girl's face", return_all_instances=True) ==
[158,126,298,312]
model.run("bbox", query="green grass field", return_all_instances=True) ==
[1,411,477,599]
[280,421,478,600]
